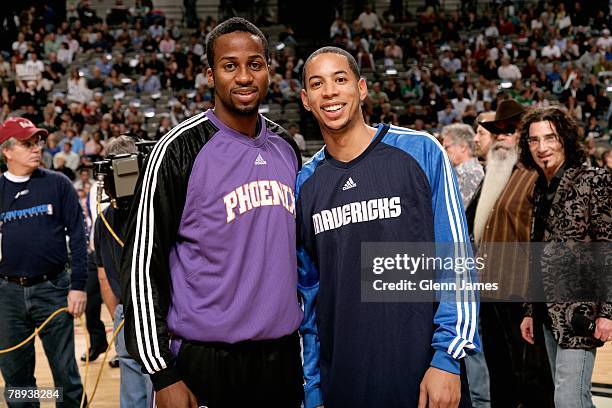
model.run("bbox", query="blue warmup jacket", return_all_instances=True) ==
[297,124,480,408]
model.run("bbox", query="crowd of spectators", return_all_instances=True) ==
[325,0,611,168]
[0,0,611,186]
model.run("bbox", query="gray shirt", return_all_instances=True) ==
[455,157,484,207]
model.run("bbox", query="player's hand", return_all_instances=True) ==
[520,316,535,344]
[418,367,460,408]
[67,290,87,317]
[594,317,612,342]
[156,381,198,408]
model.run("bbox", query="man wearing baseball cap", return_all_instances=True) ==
[0,117,87,406]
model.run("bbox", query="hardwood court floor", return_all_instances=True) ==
[1,308,612,407]
[0,308,119,407]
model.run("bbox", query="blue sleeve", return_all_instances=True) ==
[383,128,480,375]
[426,136,480,374]
[295,155,324,408]
[297,246,323,408]
[60,175,88,291]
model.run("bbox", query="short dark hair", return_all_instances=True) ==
[518,106,585,170]
[206,17,269,68]
[302,46,360,86]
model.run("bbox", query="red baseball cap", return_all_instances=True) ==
[0,117,49,145]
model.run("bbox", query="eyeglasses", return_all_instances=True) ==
[17,136,45,150]
[527,134,558,146]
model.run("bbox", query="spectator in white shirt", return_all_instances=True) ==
[25,52,45,78]
[195,66,208,89]
[67,68,92,103]
[58,42,74,64]
[451,91,470,115]
[530,16,543,31]
[497,57,522,81]
[53,141,81,171]
[485,21,499,39]
[596,29,612,51]
[358,5,381,32]
[12,33,28,56]
[541,40,561,59]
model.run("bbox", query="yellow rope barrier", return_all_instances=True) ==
[97,201,124,247]
[0,307,70,355]
[0,305,125,408]
[88,319,125,405]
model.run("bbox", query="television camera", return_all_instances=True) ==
[93,140,157,210]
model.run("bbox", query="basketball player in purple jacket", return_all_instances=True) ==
[121,18,304,408]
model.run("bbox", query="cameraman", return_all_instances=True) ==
[94,136,151,407]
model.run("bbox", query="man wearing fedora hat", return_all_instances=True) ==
[0,117,87,406]
[469,99,554,407]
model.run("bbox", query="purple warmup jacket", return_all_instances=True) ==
[121,110,303,390]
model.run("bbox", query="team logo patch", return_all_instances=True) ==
[342,177,357,191]
[254,154,267,165]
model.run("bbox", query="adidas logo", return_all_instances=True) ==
[342,177,357,191]
[254,154,267,165]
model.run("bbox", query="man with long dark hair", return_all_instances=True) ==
[519,106,612,408]
[471,99,553,408]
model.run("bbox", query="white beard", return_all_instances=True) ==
[473,145,518,244]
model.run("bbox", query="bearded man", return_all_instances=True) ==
[469,99,554,408]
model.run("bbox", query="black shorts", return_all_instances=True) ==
[176,332,304,408]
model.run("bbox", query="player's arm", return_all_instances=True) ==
[98,266,119,318]
[417,138,481,407]
[61,175,88,291]
[296,187,323,408]
[120,142,190,392]
[60,175,88,317]
[428,142,481,373]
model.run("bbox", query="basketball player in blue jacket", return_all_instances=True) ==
[297,47,480,408]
